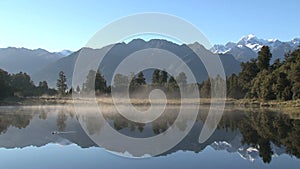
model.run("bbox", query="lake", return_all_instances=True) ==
[0,105,299,169]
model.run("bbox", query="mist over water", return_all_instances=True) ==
[0,105,299,168]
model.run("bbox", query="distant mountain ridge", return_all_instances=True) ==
[1,35,299,81]
[31,39,241,87]
[0,47,65,75]
[210,34,300,62]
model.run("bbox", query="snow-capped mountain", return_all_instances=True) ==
[55,49,73,56]
[211,34,300,62]
[210,134,286,162]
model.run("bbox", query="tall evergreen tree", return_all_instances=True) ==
[95,71,107,94]
[238,59,259,94]
[200,78,211,98]
[257,46,272,71]
[135,72,146,85]
[167,76,179,92]
[0,69,11,98]
[273,72,292,100]
[159,69,168,85]
[249,71,266,99]
[152,69,160,85]
[227,74,243,99]
[129,72,137,91]
[261,72,276,100]
[84,70,96,93]
[56,71,67,96]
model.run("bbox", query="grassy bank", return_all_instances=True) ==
[234,99,300,108]
[0,96,73,106]
[1,96,300,108]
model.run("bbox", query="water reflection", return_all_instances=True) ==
[238,110,300,163]
[0,108,33,134]
[0,106,299,164]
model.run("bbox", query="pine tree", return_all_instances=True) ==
[227,74,243,99]
[257,46,272,71]
[261,72,276,100]
[249,71,265,99]
[168,76,179,92]
[135,72,146,85]
[95,71,107,94]
[56,71,67,96]
[159,69,168,86]
[200,79,211,98]
[152,69,160,85]
[0,69,11,98]
[84,70,96,93]
[238,59,259,94]
[273,72,291,100]
[129,72,137,91]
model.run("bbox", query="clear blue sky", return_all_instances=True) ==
[0,0,299,52]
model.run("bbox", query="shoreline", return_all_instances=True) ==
[1,96,300,108]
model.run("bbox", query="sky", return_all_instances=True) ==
[0,0,299,52]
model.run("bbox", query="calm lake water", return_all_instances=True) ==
[0,105,299,169]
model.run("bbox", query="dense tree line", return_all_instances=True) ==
[224,46,300,100]
[198,75,226,98]
[112,69,189,98]
[0,69,56,99]
[79,70,109,95]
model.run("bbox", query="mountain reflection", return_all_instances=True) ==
[0,106,299,163]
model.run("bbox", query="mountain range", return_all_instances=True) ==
[1,35,299,87]
[0,47,72,75]
[211,34,300,62]
[27,39,241,87]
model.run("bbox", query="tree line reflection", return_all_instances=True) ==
[0,106,299,163]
